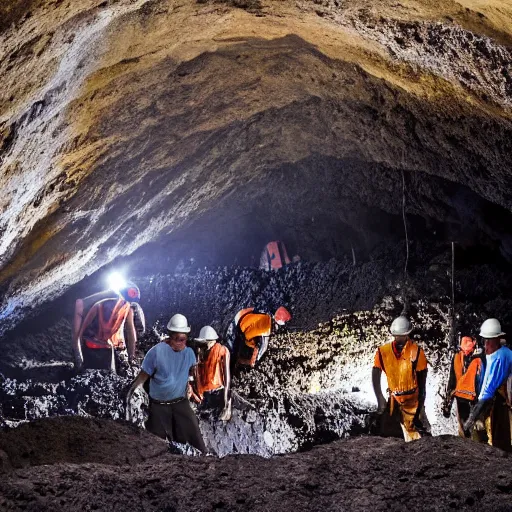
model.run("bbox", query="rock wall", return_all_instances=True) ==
[0,0,512,334]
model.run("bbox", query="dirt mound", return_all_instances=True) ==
[0,416,168,473]
[0,423,511,511]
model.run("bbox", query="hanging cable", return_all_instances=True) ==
[402,168,409,281]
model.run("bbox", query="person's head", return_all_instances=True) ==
[119,282,141,304]
[166,313,190,351]
[390,316,412,346]
[274,306,292,326]
[479,318,505,355]
[195,326,218,350]
[460,336,476,356]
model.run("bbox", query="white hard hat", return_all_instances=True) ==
[195,325,219,342]
[390,316,413,336]
[167,313,190,333]
[479,318,505,338]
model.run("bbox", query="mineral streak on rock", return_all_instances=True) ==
[0,0,512,334]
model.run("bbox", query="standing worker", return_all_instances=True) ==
[226,306,292,368]
[194,326,232,421]
[72,282,142,373]
[126,313,206,453]
[372,316,429,442]
[442,336,485,440]
[464,319,512,452]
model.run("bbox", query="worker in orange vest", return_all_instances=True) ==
[442,335,486,440]
[193,326,232,421]
[72,283,142,373]
[372,316,429,442]
[259,241,291,271]
[226,306,292,369]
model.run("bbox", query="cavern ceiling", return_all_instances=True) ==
[0,0,511,334]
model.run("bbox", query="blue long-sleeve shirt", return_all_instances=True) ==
[478,346,512,401]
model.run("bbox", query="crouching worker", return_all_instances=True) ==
[464,319,512,452]
[372,316,430,442]
[442,336,485,441]
[226,306,292,369]
[126,313,207,453]
[194,326,232,421]
[72,283,142,373]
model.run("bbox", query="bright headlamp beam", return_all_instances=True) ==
[108,272,126,294]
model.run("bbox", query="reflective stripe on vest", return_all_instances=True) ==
[453,352,482,400]
[197,343,227,398]
[379,341,419,403]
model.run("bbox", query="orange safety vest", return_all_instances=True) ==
[239,311,272,348]
[453,352,482,401]
[378,341,420,404]
[84,299,131,350]
[263,241,291,270]
[197,343,228,398]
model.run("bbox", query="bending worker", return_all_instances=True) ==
[372,316,429,442]
[194,326,232,421]
[72,283,142,372]
[126,314,206,453]
[442,335,485,441]
[464,318,512,452]
[226,306,292,368]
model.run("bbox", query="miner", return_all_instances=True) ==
[442,335,486,441]
[372,316,430,442]
[194,325,232,421]
[126,313,207,453]
[226,306,292,369]
[463,318,512,452]
[72,282,143,373]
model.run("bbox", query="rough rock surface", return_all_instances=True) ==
[0,417,512,511]
[1,0,512,333]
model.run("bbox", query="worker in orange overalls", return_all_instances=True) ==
[372,316,430,442]
[442,335,486,441]
[193,326,232,421]
[226,306,292,369]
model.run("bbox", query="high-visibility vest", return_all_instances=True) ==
[84,299,130,349]
[262,241,291,271]
[239,311,272,348]
[453,352,483,401]
[197,343,228,398]
[378,341,421,404]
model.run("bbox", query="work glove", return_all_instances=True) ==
[463,399,489,435]
[442,400,452,419]
[376,399,387,415]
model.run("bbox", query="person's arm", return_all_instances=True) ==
[414,369,428,423]
[464,355,505,432]
[72,299,85,369]
[124,308,137,363]
[219,349,232,421]
[188,364,202,403]
[73,304,99,369]
[125,370,151,421]
[372,367,387,413]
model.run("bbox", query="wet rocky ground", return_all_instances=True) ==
[0,416,511,511]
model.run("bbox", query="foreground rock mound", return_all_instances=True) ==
[0,417,511,511]
[0,416,168,473]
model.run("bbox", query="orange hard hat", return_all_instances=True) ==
[274,306,292,325]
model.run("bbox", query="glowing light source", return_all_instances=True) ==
[108,272,126,294]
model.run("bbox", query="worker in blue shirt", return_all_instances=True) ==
[464,318,512,452]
